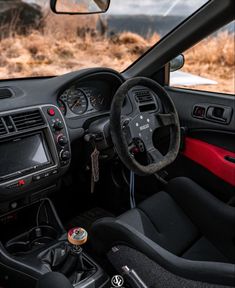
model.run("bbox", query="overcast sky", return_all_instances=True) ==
[107,0,208,16]
[25,0,208,16]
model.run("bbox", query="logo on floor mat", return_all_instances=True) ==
[111,275,124,287]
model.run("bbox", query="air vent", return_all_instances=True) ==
[0,88,13,99]
[11,110,44,131]
[0,118,7,136]
[134,90,154,104]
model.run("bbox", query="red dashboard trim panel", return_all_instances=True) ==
[183,137,235,186]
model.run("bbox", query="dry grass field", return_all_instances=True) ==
[0,13,234,94]
[182,31,234,94]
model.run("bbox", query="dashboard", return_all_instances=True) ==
[0,68,125,142]
[0,67,162,209]
[0,68,125,207]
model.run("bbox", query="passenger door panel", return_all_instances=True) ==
[165,87,235,201]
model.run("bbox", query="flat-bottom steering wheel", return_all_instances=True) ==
[110,77,181,176]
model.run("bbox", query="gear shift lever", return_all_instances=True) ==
[68,227,88,247]
[59,227,88,275]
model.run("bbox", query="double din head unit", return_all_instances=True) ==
[0,105,71,201]
[0,132,52,182]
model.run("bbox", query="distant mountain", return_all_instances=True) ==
[106,15,234,37]
[106,15,184,37]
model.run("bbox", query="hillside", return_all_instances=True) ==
[0,11,234,94]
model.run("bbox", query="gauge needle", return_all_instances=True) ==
[71,99,80,109]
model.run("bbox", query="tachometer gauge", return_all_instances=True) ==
[90,91,106,111]
[58,99,66,115]
[67,87,88,115]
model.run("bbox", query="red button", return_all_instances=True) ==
[131,147,140,155]
[18,180,25,186]
[48,108,55,116]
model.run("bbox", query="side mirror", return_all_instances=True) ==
[50,0,110,14]
[170,54,185,72]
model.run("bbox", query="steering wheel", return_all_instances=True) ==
[110,77,181,176]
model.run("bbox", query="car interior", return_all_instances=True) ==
[0,0,234,287]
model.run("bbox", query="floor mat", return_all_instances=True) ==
[66,207,114,233]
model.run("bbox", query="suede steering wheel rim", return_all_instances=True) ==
[110,77,181,176]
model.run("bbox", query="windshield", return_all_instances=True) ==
[0,0,208,79]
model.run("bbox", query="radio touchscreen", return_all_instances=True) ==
[0,134,51,179]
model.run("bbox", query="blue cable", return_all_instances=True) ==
[130,171,136,209]
[129,171,133,208]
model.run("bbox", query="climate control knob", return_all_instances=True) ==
[54,120,63,131]
[60,150,71,161]
[57,135,68,146]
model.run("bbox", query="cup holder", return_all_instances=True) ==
[6,242,31,255]
[5,225,58,255]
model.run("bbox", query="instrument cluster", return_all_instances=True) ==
[57,83,110,118]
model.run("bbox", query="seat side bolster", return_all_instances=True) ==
[90,217,235,287]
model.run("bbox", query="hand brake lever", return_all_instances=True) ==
[122,266,148,288]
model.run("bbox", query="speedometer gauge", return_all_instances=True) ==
[67,87,88,115]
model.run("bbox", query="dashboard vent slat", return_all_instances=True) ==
[0,88,13,99]
[134,90,154,104]
[11,110,44,131]
[12,115,42,123]
[0,118,7,136]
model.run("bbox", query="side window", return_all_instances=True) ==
[170,22,234,95]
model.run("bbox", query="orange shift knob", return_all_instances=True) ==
[68,227,88,246]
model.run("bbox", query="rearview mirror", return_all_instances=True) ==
[170,54,185,72]
[50,0,110,14]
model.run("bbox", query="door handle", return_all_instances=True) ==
[206,106,232,124]
[207,107,225,122]
[225,156,235,164]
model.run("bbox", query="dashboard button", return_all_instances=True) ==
[54,120,64,130]
[33,175,42,181]
[57,135,68,146]
[51,169,58,175]
[48,108,55,116]
[43,172,50,178]
[18,179,25,187]
[10,202,18,209]
[60,150,71,161]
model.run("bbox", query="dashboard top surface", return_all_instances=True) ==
[0,68,125,140]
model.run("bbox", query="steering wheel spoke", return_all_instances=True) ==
[147,145,164,163]
[157,113,176,127]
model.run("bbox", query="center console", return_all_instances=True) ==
[0,105,71,208]
[0,199,109,288]
[0,105,109,287]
